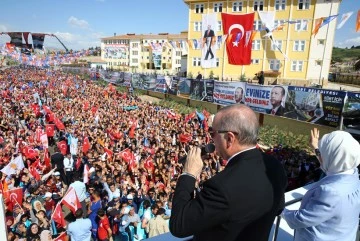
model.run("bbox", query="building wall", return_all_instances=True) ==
[185,0,340,83]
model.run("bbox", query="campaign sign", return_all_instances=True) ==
[213,81,246,105]
[284,87,346,127]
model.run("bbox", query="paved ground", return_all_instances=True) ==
[325,82,360,92]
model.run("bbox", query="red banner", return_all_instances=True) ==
[57,140,67,155]
[221,13,255,65]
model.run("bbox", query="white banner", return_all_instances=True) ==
[201,13,217,68]
[213,81,246,105]
[245,84,288,115]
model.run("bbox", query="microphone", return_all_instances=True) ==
[178,143,215,165]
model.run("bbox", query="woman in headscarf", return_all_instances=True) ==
[282,128,360,241]
[40,229,52,241]
[26,223,41,241]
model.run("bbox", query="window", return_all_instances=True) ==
[298,0,310,10]
[194,22,202,32]
[132,51,138,55]
[192,57,201,66]
[269,59,280,71]
[271,40,282,51]
[176,51,181,56]
[214,2,223,12]
[293,40,305,51]
[216,58,220,67]
[275,0,286,10]
[318,39,325,45]
[132,58,138,64]
[254,1,264,11]
[233,1,243,12]
[315,60,322,66]
[251,59,260,64]
[291,61,303,71]
[252,40,261,50]
[295,20,308,31]
[217,21,222,31]
[176,59,181,64]
[253,20,262,31]
[195,4,204,13]
[274,20,285,30]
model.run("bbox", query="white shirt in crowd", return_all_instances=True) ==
[70,180,87,202]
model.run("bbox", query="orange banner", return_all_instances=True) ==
[356,10,360,32]
[312,18,324,36]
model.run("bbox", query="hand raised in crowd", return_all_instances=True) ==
[309,128,320,150]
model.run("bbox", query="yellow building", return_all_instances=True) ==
[184,0,341,85]
[100,32,188,74]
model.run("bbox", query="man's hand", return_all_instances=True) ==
[184,147,203,178]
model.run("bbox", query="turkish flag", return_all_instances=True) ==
[83,101,90,111]
[61,187,82,214]
[144,156,155,173]
[82,136,91,153]
[222,12,255,65]
[52,204,66,228]
[104,147,113,160]
[202,109,210,119]
[45,124,55,137]
[44,148,51,168]
[30,103,41,116]
[43,105,52,114]
[23,146,39,159]
[83,164,90,184]
[35,127,42,142]
[4,188,23,206]
[54,117,65,130]
[119,148,134,163]
[53,232,67,241]
[57,140,68,155]
[47,112,55,122]
[179,133,192,143]
[184,112,196,123]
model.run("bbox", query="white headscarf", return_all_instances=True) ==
[319,131,360,175]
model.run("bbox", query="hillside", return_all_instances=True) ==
[332,46,360,62]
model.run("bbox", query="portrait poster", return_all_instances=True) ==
[150,42,162,69]
[213,81,246,105]
[284,87,346,127]
[245,84,288,114]
[201,13,217,68]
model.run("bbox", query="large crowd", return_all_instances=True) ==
[0,66,321,241]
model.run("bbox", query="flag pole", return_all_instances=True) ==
[221,40,226,81]
[318,1,333,86]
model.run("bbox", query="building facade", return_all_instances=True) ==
[184,0,341,84]
[100,32,188,74]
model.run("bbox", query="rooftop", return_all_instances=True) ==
[101,32,188,41]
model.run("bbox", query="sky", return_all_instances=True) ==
[0,0,358,50]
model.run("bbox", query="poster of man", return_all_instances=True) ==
[201,13,217,68]
[234,87,245,104]
[268,86,286,116]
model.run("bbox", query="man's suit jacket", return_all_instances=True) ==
[267,105,285,116]
[203,30,215,46]
[283,170,360,241]
[170,149,287,241]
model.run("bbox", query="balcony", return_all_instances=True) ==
[146,183,316,241]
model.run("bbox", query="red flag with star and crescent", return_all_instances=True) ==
[221,12,255,65]
[52,204,66,228]
[57,140,68,155]
[45,124,55,137]
[4,188,23,206]
[61,187,81,214]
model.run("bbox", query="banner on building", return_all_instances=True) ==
[154,75,169,93]
[189,79,214,102]
[8,32,23,47]
[283,87,346,127]
[32,33,45,50]
[221,13,255,65]
[103,44,127,59]
[150,42,162,69]
[213,81,247,105]
[201,13,217,68]
[123,72,132,87]
[177,78,191,95]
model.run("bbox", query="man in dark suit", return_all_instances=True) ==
[203,25,215,60]
[170,105,287,241]
[51,146,67,184]
[269,86,286,116]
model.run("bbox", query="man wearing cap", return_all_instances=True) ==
[126,194,138,213]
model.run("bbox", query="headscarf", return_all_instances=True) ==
[40,230,51,241]
[319,131,360,175]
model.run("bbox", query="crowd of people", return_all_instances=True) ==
[0,66,320,241]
